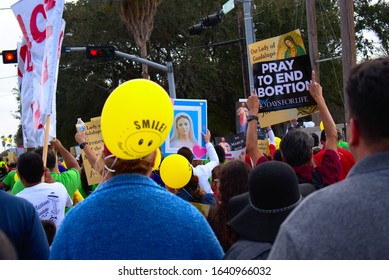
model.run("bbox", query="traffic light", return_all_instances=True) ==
[2,50,17,64]
[188,10,224,36]
[86,46,115,59]
[188,23,205,36]
[202,10,224,27]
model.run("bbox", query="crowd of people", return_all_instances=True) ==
[1,57,389,260]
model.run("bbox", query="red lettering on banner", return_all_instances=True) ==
[30,101,44,130]
[30,4,47,43]
[17,45,28,78]
[16,15,33,72]
[41,57,49,85]
[20,45,28,62]
[44,0,56,11]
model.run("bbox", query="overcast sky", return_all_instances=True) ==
[0,0,22,141]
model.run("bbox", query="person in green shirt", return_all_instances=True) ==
[0,170,18,192]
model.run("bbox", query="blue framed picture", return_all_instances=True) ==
[162,99,207,159]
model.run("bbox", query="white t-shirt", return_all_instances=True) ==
[16,182,73,229]
[193,142,219,194]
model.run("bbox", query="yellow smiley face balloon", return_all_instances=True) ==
[101,79,174,160]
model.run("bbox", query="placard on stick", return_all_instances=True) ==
[82,117,103,186]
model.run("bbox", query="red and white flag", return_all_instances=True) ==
[12,0,65,147]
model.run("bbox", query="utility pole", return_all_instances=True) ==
[238,10,249,98]
[243,0,256,96]
[339,0,356,121]
[306,0,319,80]
[306,0,320,125]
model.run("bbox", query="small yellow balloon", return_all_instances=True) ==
[160,154,192,189]
[152,148,162,171]
[320,121,324,131]
[101,79,174,160]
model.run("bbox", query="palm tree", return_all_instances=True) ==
[119,0,162,79]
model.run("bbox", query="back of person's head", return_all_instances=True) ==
[280,129,313,167]
[17,151,44,184]
[227,161,301,243]
[210,160,250,252]
[102,143,154,176]
[104,154,154,176]
[34,147,56,169]
[181,174,206,202]
[211,164,222,183]
[214,145,226,164]
[183,174,200,192]
[311,133,319,147]
[41,220,57,246]
[177,146,193,163]
[219,160,251,204]
[346,58,389,143]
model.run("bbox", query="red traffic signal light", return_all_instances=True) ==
[86,46,115,59]
[2,50,18,64]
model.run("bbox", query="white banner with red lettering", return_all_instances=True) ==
[12,0,64,147]
[17,38,40,148]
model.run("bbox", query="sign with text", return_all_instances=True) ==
[215,133,246,162]
[82,117,103,186]
[253,56,316,112]
[249,29,318,126]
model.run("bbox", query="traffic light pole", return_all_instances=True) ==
[115,51,176,99]
[63,47,177,99]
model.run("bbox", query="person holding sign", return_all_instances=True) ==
[246,70,340,190]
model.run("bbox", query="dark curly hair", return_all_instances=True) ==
[208,160,251,252]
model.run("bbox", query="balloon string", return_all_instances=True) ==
[95,155,118,190]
